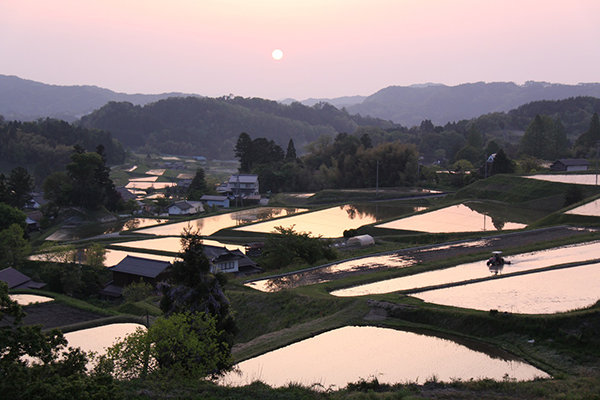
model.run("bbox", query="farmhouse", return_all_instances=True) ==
[204,244,262,276]
[550,159,590,172]
[99,256,172,298]
[0,267,46,290]
[217,174,259,197]
[167,200,204,215]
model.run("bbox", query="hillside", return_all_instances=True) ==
[348,81,600,126]
[78,96,398,159]
[0,74,197,122]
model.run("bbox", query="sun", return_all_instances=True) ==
[271,49,283,61]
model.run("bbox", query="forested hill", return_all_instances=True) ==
[347,81,600,127]
[469,96,600,139]
[78,96,398,159]
[0,74,197,122]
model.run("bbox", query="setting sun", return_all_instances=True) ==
[271,49,283,60]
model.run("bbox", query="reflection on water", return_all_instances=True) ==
[235,204,423,238]
[10,294,53,306]
[566,198,600,217]
[137,207,307,237]
[112,237,245,254]
[64,323,145,356]
[415,262,600,314]
[246,254,414,292]
[526,174,599,185]
[376,203,526,233]
[332,240,600,297]
[46,218,166,241]
[221,326,548,388]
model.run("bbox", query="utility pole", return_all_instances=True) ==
[376,160,379,197]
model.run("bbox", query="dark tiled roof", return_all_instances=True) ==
[110,256,171,278]
[555,158,590,166]
[0,267,45,289]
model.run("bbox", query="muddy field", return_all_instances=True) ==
[21,302,104,330]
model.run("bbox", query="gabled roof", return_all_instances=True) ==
[554,158,590,166]
[201,195,229,201]
[0,267,46,289]
[109,256,171,278]
[228,174,259,184]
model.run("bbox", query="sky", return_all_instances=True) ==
[1,0,600,101]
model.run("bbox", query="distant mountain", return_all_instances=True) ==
[346,81,600,127]
[78,96,397,159]
[0,74,199,122]
[280,95,368,108]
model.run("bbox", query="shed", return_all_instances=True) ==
[167,200,204,215]
[550,159,590,172]
[347,234,375,246]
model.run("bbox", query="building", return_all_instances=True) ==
[204,244,263,276]
[167,200,204,216]
[0,267,46,290]
[217,174,259,197]
[99,255,172,298]
[550,159,590,172]
[201,195,230,208]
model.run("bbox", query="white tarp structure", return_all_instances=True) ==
[347,234,375,246]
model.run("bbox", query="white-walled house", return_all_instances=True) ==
[217,174,259,197]
[167,200,204,216]
[201,195,230,208]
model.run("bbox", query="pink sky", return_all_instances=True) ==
[1,0,599,100]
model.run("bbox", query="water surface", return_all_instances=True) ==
[566,198,600,216]
[332,241,600,297]
[222,326,548,388]
[526,174,600,185]
[234,204,422,238]
[111,237,245,254]
[376,203,526,233]
[10,294,53,306]
[137,207,307,237]
[64,323,145,355]
[415,262,600,314]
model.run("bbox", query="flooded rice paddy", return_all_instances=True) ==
[526,174,600,185]
[46,217,167,241]
[566,198,600,217]
[222,326,549,388]
[111,237,245,255]
[246,254,414,292]
[234,204,423,238]
[10,294,53,306]
[332,241,600,297]
[137,207,307,237]
[414,262,600,314]
[376,203,526,233]
[64,323,145,356]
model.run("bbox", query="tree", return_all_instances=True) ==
[234,132,253,173]
[158,229,236,375]
[490,148,515,175]
[97,311,231,381]
[0,203,27,232]
[85,243,106,269]
[0,224,30,268]
[122,281,154,303]
[285,138,297,160]
[187,167,208,201]
[7,167,33,209]
[0,281,115,397]
[574,113,600,157]
[259,225,337,270]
